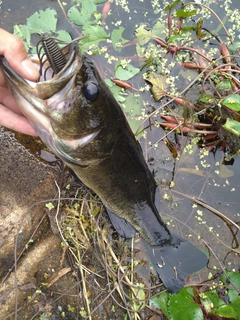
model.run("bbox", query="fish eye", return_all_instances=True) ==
[83,81,99,102]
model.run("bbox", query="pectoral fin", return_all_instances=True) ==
[106,208,136,239]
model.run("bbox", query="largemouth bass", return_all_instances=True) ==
[0,38,207,293]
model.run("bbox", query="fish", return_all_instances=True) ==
[0,37,208,293]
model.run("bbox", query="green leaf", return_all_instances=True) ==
[133,283,145,305]
[216,79,232,92]
[221,271,240,289]
[228,42,240,54]
[216,305,237,319]
[182,26,197,32]
[168,35,187,43]
[115,60,139,81]
[26,9,57,34]
[122,92,143,134]
[135,24,152,46]
[198,93,217,104]
[93,0,107,3]
[39,313,49,320]
[144,72,168,101]
[169,287,204,320]
[230,297,240,318]
[176,9,197,19]
[222,94,240,111]
[45,202,55,210]
[74,0,106,3]
[123,92,142,114]
[105,79,126,103]
[111,27,129,52]
[222,118,240,137]
[13,24,31,51]
[228,289,239,303]
[149,292,170,318]
[152,20,166,38]
[201,290,227,314]
[79,25,109,53]
[56,30,72,43]
[67,2,101,26]
[165,0,181,11]
[67,7,87,26]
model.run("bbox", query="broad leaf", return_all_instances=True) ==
[26,9,57,34]
[13,25,31,51]
[111,27,129,52]
[222,118,240,137]
[216,305,237,318]
[169,288,204,320]
[135,25,152,46]
[144,72,168,101]
[115,60,139,81]
[222,94,240,111]
[149,292,170,318]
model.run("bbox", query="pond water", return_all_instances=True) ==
[0,0,240,319]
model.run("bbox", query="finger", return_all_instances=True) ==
[0,28,39,81]
[0,87,24,115]
[0,103,38,136]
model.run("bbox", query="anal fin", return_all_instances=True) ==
[106,208,136,239]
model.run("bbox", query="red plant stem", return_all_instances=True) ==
[202,62,240,93]
[161,115,213,129]
[173,96,198,111]
[155,38,168,48]
[182,62,206,70]
[159,122,217,134]
[102,0,111,24]
[168,14,172,36]
[220,43,231,64]
[179,46,213,62]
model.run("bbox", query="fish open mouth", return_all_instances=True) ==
[0,35,105,164]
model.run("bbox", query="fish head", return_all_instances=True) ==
[0,41,119,165]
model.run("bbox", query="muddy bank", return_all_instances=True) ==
[0,129,71,319]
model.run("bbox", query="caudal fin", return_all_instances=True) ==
[146,233,208,294]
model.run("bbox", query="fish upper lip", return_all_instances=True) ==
[0,41,82,143]
[1,41,80,100]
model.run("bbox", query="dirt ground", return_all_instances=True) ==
[0,128,91,320]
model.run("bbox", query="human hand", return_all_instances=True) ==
[0,28,39,136]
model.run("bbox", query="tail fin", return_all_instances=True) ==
[146,233,208,294]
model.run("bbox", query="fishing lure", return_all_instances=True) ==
[36,34,67,79]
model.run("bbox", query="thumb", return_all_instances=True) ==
[0,28,39,81]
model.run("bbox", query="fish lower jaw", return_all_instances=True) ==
[55,129,101,150]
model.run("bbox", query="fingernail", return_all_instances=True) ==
[22,58,38,78]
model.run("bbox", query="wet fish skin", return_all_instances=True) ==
[0,43,207,293]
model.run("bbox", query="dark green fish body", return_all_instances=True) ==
[0,40,207,293]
